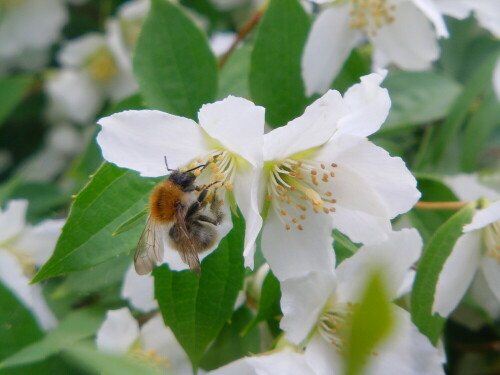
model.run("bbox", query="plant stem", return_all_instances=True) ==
[414,201,469,210]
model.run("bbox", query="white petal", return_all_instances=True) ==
[0,250,57,331]
[444,174,500,201]
[280,271,336,344]
[210,32,235,57]
[264,90,348,161]
[208,357,256,375]
[46,69,103,124]
[198,96,264,167]
[248,348,316,375]
[0,200,28,244]
[336,71,391,137]
[106,69,138,102]
[96,308,139,353]
[0,0,67,58]
[140,315,191,374]
[58,32,106,68]
[318,134,420,218]
[121,264,157,313]
[469,268,500,320]
[332,205,391,244]
[233,164,263,269]
[480,256,500,303]
[371,1,440,71]
[304,334,343,375]
[367,306,445,375]
[261,208,335,281]
[433,231,482,317]
[302,5,362,96]
[209,349,315,375]
[494,57,500,101]
[14,219,64,267]
[464,201,500,232]
[396,270,417,298]
[410,0,449,37]
[336,229,422,303]
[96,110,210,177]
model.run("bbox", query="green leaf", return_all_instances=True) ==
[200,306,260,371]
[428,51,500,165]
[134,0,218,119]
[249,0,311,127]
[407,175,460,243]
[244,270,281,334]
[411,203,475,345]
[64,343,167,375]
[381,71,462,132]
[0,281,43,362]
[461,93,500,171]
[154,214,245,367]
[345,271,394,375]
[0,75,34,127]
[53,253,131,297]
[0,176,22,207]
[218,45,251,99]
[32,163,160,283]
[332,229,361,265]
[0,308,104,369]
[113,208,148,236]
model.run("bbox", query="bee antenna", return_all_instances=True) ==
[164,156,174,172]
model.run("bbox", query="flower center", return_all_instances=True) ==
[266,158,337,231]
[318,300,357,353]
[186,150,235,193]
[86,48,118,82]
[349,0,396,36]
[484,220,500,263]
[131,348,170,371]
[0,236,36,276]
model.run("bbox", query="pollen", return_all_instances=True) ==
[349,0,397,36]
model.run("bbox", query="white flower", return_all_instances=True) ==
[261,71,420,280]
[0,200,64,330]
[46,32,137,124]
[433,174,500,317]
[279,229,445,375]
[121,263,157,313]
[302,0,448,95]
[436,0,500,38]
[96,308,197,374]
[106,0,150,74]
[208,348,316,375]
[0,0,67,68]
[96,96,264,271]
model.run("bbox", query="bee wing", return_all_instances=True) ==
[175,205,202,275]
[134,216,165,275]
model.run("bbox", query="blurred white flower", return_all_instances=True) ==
[433,174,500,318]
[302,0,448,95]
[279,229,444,375]
[96,308,197,374]
[106,0,150,74]
[209,348,316,375]
[261,71,420,280]
[97,96,264,271]
[46,32,137,124]
[0,199,64,330]
[493,57,500,101]
[436,0,500,38]
[121,263,157,313]
[0,0,67,72]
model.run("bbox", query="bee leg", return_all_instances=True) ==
[209,192,224,224]
[197,215,219,225]
[185,189,209,219]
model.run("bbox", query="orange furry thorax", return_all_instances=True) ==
[149,180,185,223]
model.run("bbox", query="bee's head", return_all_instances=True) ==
[169,170,196,191]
